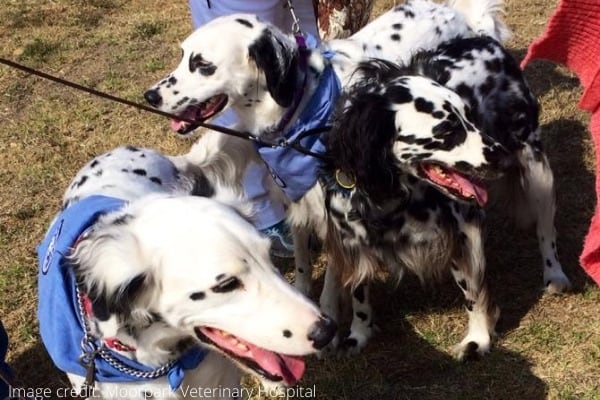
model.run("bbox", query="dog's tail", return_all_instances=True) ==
[447,0,512,43]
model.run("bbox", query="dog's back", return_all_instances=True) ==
[62,146,196,209]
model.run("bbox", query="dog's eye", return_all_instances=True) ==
[189,54,217,75]
[211,277,243,293]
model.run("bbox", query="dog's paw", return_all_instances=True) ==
[544,270,572,294]
[316,335,340,359]
[453,337,491,361]
[338,329,374,356]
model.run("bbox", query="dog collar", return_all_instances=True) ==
[37,196,206,391]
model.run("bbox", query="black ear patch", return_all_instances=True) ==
[84,273,150,320]
[248,29,298,107]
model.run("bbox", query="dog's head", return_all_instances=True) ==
[144,14,299,135]
[70,195,335,386]
[329,60,511,206]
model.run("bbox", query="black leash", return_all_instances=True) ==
[0,57,330,161]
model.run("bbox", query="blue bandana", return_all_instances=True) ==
[37,195,205,391]
[257,53,341,202]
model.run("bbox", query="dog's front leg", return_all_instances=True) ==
[517,143,571,294]
[318,261,342,355]
[341,282,374,355]
[451,211,499,361]
[292,225,313,295]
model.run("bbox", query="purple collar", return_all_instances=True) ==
[271,34,311,134]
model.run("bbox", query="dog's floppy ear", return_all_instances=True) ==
[248,28,298,107]
[70,226,153,321]
[329,89,402,202]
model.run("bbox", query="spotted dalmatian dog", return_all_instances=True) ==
[38,139,336,399]
[312,35,571,359]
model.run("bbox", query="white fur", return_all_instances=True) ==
[53,137,332,399]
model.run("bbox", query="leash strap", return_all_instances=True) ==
[0,57,330,161]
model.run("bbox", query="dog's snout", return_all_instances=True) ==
[307,315,337,350]
[144,89,163,107]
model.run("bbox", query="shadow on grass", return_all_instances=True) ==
[511,48,581,98]
[305,309,548,400]
[9,342,73,400]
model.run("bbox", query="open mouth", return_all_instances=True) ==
[195,327,305,386]
[420,163,488,206]
[170,94,228,135]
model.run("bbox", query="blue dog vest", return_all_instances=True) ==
[257,52,341,202]
[37,195,205,391]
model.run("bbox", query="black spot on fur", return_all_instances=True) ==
[356,312,368,321]
[149,177,162,185]
[191,173,215,197]
[76,175,88,188]
[387,85,413,104]
[126,146,140,152]
[298,268,304,273]
[90,159,100,168]
[133,169,147,176]
[189,53,217,76]
[414,97,435,114]
[215,273,226,281]
[545,259,552,268]
[457,279,467,291]
[392,23,403,30]
[283,330,292,338]
[112,214,133,225]
[190,291,206,301]
[353,285,365,303]
[235,18,253,28]
[390,33,400,41]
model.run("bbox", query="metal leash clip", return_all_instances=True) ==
[285,0,303,35]
[78,338,99,397]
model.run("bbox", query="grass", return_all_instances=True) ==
[1,0,600,399]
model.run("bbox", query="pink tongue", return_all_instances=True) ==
[250,347,305,386]
[199,328,305,385]
[170,107,200,132]
[449,171,488,206]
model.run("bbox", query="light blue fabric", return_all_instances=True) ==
[37,196,205,391]
[256,60,341,201]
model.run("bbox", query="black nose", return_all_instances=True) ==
[144,89,162,107]
[307,315,337,350]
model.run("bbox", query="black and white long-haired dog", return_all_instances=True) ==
[311,35,571,359]
[37,135,336,399]
[143,0,568,359]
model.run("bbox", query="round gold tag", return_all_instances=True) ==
[335,169,356,189]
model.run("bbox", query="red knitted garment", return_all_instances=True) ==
[521,0,600,285]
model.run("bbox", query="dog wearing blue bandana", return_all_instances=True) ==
[37,140,336,399]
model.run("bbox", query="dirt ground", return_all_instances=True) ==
[0,0,599,399]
